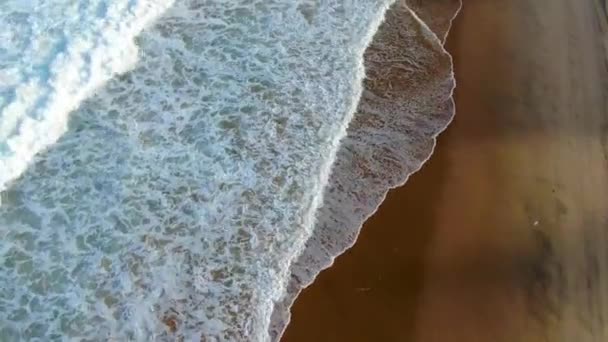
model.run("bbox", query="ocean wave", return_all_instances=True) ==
[0,0,398,340]
[270,0,461,339]
[0,0,461,341]
[0,0,173,194]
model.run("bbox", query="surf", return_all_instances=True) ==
[0,0,174,194]
[0,0,399,340]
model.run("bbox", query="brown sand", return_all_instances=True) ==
[282,1,608,341]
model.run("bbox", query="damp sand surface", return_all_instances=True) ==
[283,1,608,341]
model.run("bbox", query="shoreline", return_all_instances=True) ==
[283,1,608,341]
[272,1,460,339]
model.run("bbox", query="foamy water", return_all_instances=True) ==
[0,0,174,194]
[0,0,458,340]
[270,1,460,338]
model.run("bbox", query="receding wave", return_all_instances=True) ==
[270,0,461,339]
[0,0,460,341]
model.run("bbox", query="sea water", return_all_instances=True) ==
[271,1,460,338]
[0,0,396,340]
[0,0,458,340]
[0,0,174,193]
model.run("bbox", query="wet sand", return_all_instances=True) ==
[283,1,608,341]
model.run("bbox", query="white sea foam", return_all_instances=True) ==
[0,0,400,340]
[0,0,461,340]
[0,0,174,194]
[270,1,461,339]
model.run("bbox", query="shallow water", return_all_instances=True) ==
[0,0,456,340]
[270,1,458,339]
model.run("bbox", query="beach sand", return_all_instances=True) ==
[282,1,608,341]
